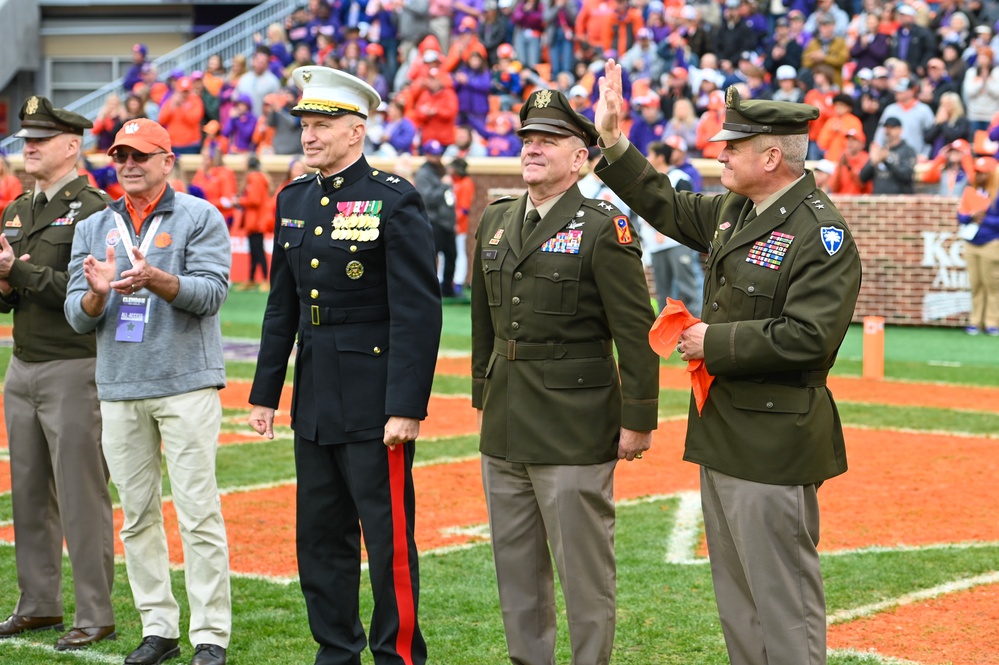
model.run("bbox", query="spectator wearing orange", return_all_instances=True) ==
[0,154,22,216]
[450,157,475,292]
[695,90,726,159]
[202,120,230,157]
[817,93,864,163]
[191,147,238,226]
[413,68,459,146]
[829,128,874,195]
[920,138,974,197]
[202,54,227,97]
[158,77,205,154]
[443,17,487,72]
[804,64,838,159]
[574,0,621,56]
[236,154,272,290]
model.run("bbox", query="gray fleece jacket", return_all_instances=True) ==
[65,186,230,401]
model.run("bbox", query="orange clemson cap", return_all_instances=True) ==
[107,118,172,156]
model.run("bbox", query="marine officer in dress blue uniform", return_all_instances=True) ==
[595,61,863,665]
[248,67,442,665]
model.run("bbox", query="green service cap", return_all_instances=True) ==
[13,96,92,139]
[710,87,819,142]
[517,88,600,147]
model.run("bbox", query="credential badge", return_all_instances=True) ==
[534,89,553,109]
[820,226,844,256]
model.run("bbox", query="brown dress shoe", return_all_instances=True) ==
[55,624,117,650]
[0,614,65,638]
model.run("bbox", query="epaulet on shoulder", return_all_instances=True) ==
[580,198,620,217]
[84,185,112,203]
[801,191,842,223]
[368,169,409,189]
[488,195,517,206]
[286,171,317,187]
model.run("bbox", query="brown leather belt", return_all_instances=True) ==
[493,338,613,360]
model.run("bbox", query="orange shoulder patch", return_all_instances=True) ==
[613,216,633,245]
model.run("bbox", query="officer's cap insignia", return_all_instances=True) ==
[302,71,312,83]
[489,229,504,245]
[25,97,39,115]
[820,226,844,256]
[346,260,364,279]
[726,86,736,107]
[534,89,553,109]
[333,177,344,189]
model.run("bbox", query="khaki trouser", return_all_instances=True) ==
[965,239,999,329]
[101,387,231,647]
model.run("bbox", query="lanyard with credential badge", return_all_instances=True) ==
[111,212,162,343]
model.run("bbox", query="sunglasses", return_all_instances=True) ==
[110,150,167,164]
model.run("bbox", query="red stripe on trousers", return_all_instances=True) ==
[388,445,417,665]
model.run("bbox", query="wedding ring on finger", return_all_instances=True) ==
[635,452,643,459]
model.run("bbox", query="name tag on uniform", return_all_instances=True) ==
[540,230,583,254]
[115,295,149,343]
[481,249,498,260]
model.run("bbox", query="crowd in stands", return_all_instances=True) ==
[12,0,999,220]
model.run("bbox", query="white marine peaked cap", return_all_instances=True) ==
[291,66,382,119]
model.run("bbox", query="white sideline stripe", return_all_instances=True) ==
[844,422,999,440]
[0,637,120,663]
[827,570,999,625]
[828,648,925,664]
[663,491,704,565]
[823,540,999,558]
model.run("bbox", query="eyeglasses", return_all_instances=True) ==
[110,150,167,164]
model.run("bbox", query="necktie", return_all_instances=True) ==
[737,208,756,232]
[523,209,541,239]
[33,193,47,221]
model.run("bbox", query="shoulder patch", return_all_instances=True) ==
[613,215,633,244]
[819,225,845,255]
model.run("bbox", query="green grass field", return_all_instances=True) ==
[1,290,997,664]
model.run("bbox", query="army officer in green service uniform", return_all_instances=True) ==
[595,62,862,665]
[0,97,116,650]
[470,88,660,665]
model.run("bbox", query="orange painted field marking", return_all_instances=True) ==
[829,582,999,665]
[437,357,999,413]
[0,461,9,494]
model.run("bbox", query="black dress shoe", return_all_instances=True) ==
[125,636,181,665]
[55,624,117,650]
[0,614,64,638]
[190,643,226,665]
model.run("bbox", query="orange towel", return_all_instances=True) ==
[648,298,715,415]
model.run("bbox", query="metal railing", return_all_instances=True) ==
[1,0,303,154]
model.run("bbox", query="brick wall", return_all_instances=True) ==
[8,155,972,326]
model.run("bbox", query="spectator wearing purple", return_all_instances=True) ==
[715,0,760,66]
[123,43,147,93]
[628,95,667,155]
[366,0,401,86]
[544,0,578,78]
[890,4,937,78]
[511,0,544,69]
[468,114,521,156]
[384,100,418,155]
[305,1,337,53]
[849,10,890,72]
[454,50,491,127]
[453,0,485,32]
[222,94,258,153]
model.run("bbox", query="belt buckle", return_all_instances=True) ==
[507,339,516,360]
[311,305,320,325]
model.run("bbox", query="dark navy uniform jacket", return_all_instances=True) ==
[249,156,442,444]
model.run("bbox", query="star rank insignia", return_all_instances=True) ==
[386,176,401,184]
[598,202,613,210]
[811,200,825,209]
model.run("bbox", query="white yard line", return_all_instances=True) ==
[828,648,926,664]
